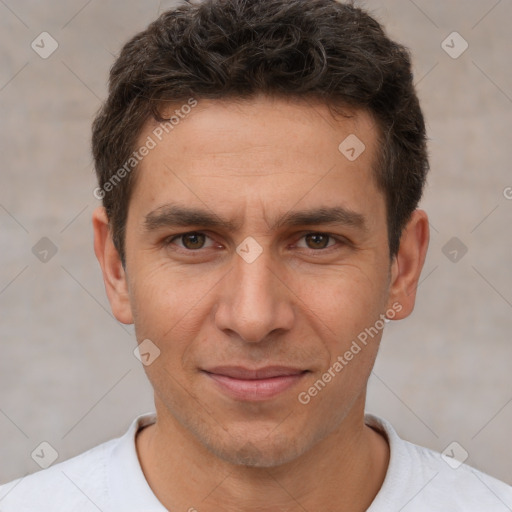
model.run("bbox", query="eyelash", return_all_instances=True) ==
[164,231,346,253]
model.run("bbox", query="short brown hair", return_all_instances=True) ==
[92,0,429,264]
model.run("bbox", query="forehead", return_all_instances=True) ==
[130,96,383,223]
[143,96,378,162]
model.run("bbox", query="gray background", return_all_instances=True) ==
[0,0,511,486]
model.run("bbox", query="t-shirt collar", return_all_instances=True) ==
[108,412,167,512]
[107,412,400,511]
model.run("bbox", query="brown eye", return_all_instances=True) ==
[304,233,331,249]
[180,232,206,250]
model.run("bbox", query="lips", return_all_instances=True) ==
[204,365,306,379]
[202,366,308,401]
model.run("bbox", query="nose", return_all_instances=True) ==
[214,247,295,343]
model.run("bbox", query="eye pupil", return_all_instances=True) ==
[306,233,329,249]
[183,233,205,250]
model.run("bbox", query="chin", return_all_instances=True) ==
[211,432,305,468]
[197,416,330,469]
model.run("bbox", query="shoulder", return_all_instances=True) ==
[0,413,158,512]
[0,437,117,512]
[366,414,512,511]
[402,438,512,510]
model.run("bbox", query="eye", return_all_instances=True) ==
[168,232,215,250]
[296,233,338,250]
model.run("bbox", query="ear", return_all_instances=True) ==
[386,209,430,320]
[92,206,133,324]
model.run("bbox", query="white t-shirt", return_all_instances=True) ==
[1,413,511,511]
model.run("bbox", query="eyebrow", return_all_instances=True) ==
[273,206,366,231]
[144,205,367,233]
[144,205,239,232]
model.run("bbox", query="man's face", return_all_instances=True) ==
[120,96,397,466]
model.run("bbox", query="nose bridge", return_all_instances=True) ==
[215,245,293,343]
[235,250,274,305]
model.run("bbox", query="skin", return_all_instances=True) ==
[93,95,429,511]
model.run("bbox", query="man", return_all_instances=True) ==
[1,0,511,510]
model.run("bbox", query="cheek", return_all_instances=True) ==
[295,265,389,344]
[295,272,387,415]
[128,261,219,355]
[129,272,202,398]
[131,258,206,315]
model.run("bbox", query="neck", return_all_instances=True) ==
[136,395,389,511]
